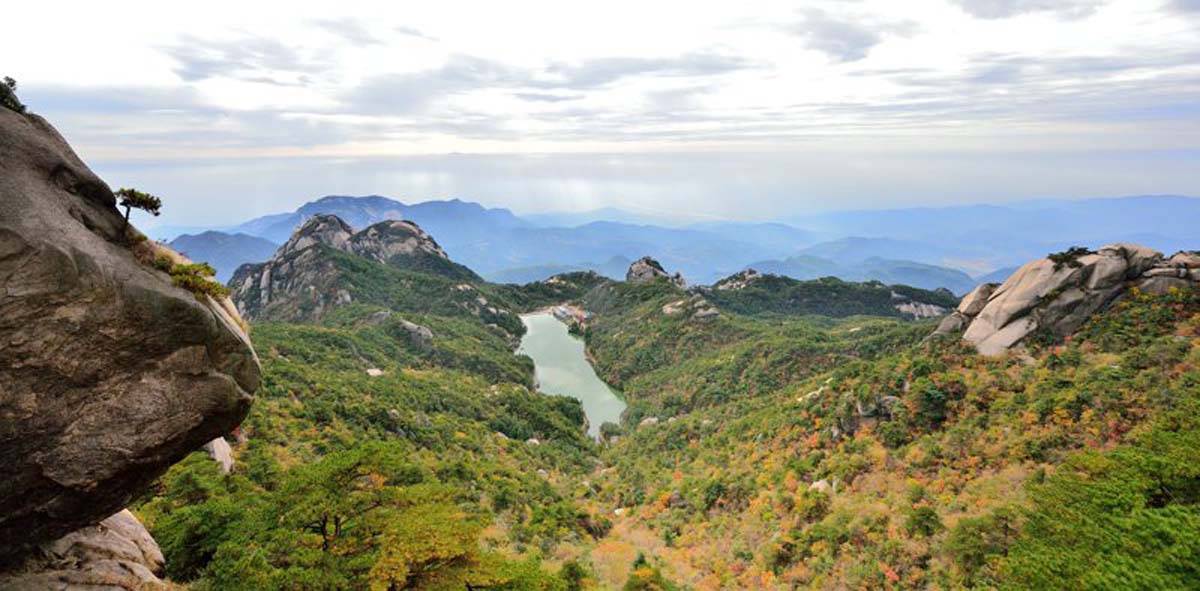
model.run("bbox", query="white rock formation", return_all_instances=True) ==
[935,244,1199,355]
[0,510,166,590]
[626,256,685,287]
[203,437,235,474]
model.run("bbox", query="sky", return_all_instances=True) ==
[4,0,1199,227]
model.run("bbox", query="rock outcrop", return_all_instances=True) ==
[892,297,948,320]
[348,219,449,263]
[713,269,761,290]
[275,213,353,258]
[0,510,166,590]
[626,256,685,287]
[397,318,434,350]
[0,108,260,558]
[935,244,1199,355]
[203,437,234,474]
[353,310,434,349]
[660,294,719,320]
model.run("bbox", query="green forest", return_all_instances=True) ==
[134,242,1200,590]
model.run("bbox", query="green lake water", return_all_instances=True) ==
[518,312,626,438]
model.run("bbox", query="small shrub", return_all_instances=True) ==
[944,507,1017,584]
[904,505,943,537]
[153,254,174,273]
[1047,246,1094,271]
[170,262,230,299]
[560,560,590,591]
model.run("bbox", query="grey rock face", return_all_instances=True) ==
[933,282,996,336]
[713,269,760,290]
[0,108,259,557]
[229,217,454,322]
[275,214,354,259]
[0,510,166,590]
[229,243,348,322]
[349,220,449,263]
[398,318,435,350]
[957,282,997,317]
[935,243,1197,356]
[626,256,685,287]
[893,300,947,320]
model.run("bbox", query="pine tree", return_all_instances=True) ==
[1,76,25,113]
[114,187,163,227]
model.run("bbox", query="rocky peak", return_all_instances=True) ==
[934,243,1199,355]
[349,219,449,263]
[275,213,354,258]
[714,268,761,290]
[626,256,685,287]
[229,215,479,322]
[0,108,260,559]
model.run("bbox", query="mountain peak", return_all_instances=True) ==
[627,256,685,287]
[230,214,479,322]
[351,219,449,263]
[276,214,354,258]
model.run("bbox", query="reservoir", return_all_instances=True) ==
[518,312,626,438]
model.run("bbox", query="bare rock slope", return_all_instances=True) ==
[0,510,167,590]
[0,108,260,558]
[936,243,1199,355]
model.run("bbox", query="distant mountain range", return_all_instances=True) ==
[168,231,279,282]
[750,253,978,295]
[153,194,1199,293]
[787,195,1200,275]
[488,256,633,285]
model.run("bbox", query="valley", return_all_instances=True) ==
[141,207,1200,588]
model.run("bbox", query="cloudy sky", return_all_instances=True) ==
[4,0,1199,226]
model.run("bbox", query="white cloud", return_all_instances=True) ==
[0,0,1197,222]
[949,0,1105,19]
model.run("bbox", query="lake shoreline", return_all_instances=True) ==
[517,311,627,438]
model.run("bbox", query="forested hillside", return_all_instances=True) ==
[134,219,611,589]
[581,281,1200,589]
[131,216,1200,590]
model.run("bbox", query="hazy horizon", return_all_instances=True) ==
[141,191,1198,234]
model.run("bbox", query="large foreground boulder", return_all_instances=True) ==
[0,108,260,558]
[936,244,1199,355]
[0,510,166,590]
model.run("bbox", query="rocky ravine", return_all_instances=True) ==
[0,108,260,582]
[936,243,1200,355]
